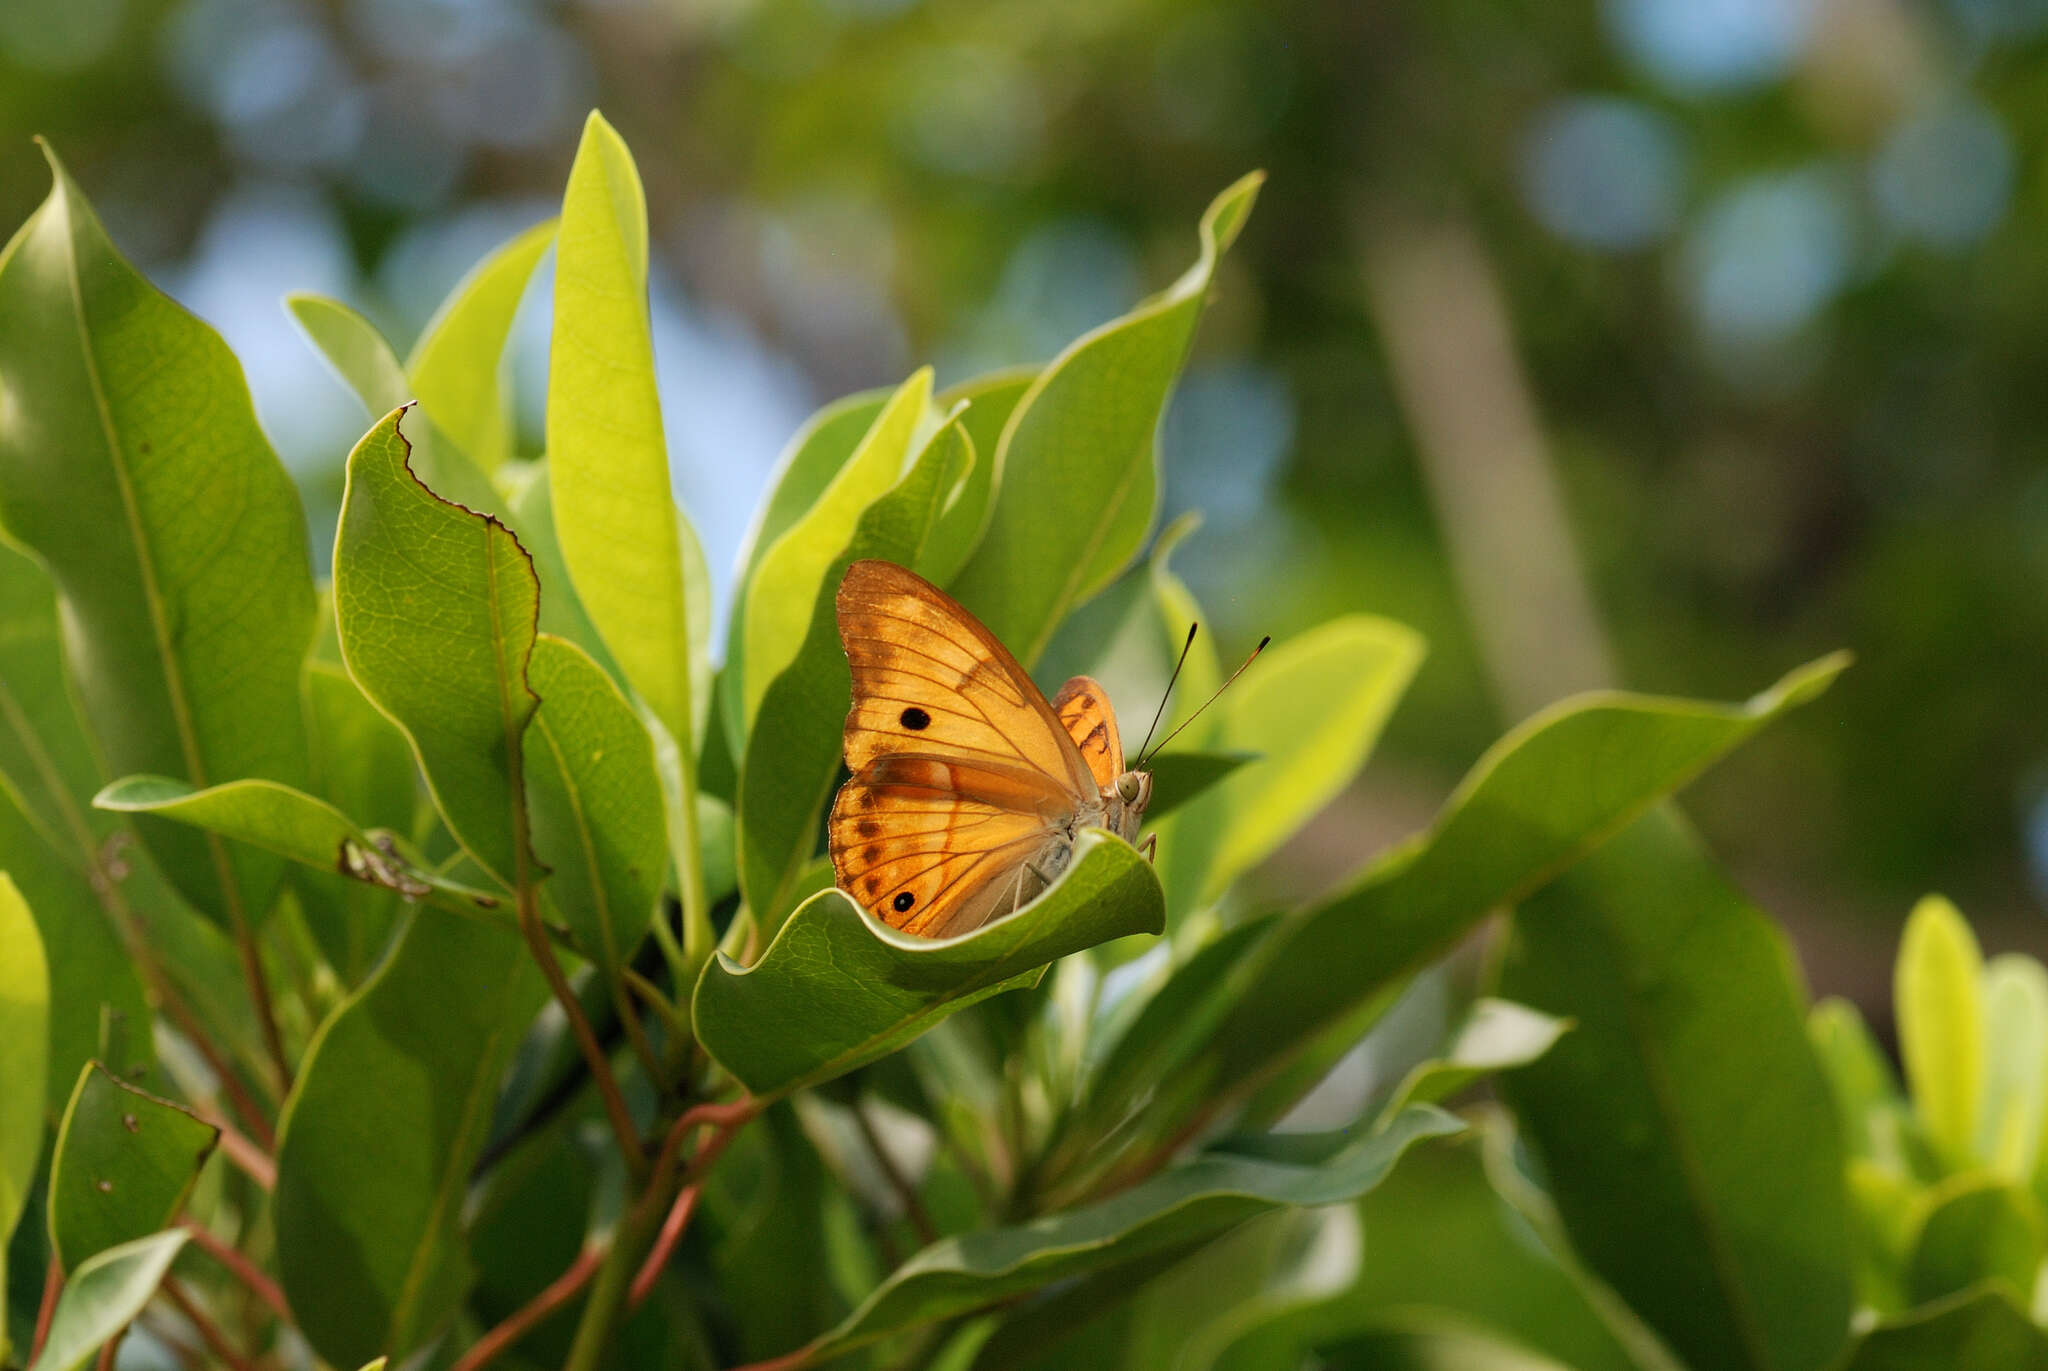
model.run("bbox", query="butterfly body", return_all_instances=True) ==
[829,560,1152,939]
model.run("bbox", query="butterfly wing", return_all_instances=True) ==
[1051,675,1125,792]
[830,758,1069,936]
[832,560,1096,936]
[836,560,1094,796]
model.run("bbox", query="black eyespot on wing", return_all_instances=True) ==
[893,891,915,912]
[900,706,931,730]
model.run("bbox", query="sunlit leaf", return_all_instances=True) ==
[1897,895,1984,1171]
[548,111,697,747]
[0,144,313,925]
[950,173,1262,668]
[27,1230,187,1371]
[407,218,555,473]
[333,408,538,891]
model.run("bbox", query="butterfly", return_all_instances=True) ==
[828,559,1149,938]
[829,559,1262,938]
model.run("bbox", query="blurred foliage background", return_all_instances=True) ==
[4,0,2045,1011]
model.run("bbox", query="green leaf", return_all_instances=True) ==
[721,388,894,758]
[1810,997,1912,1167]
[698,829,1164,1098]
[0,543,153,1112]
[548,111,696,746]
[0,143,315,925]
[734,412,973,929]
[1497,810,1852,1371]
[93,775,507,922]
[503,467,621,675]
[1141,751,1257,823]
[1168,614,1423,911]
[286,293,412,416]
[47,1063,216,1272]
[0,541,107,846]
[741,368,934,728]
[525,634,665,975]
[1903,1176,2043,1307]
[275,906,544,1368]
[406,218,555,474]
[333,408,539,891]
[1205,1132,1646,1371]
[294,664,417,982]
[1897,895,1984,1171]
[0,791,148,1117]
[1832,1286,2048,1371]
[288,294,508,516]
[1979,955,2048,1184]
[0,876,47,1245]
[920,367,1033,585]
[1382,998,1572,1116]
[793,1105,1458,1368]
[27,1229,187,1371]
[949,173,1262,668]
[1078,655,1847,1158]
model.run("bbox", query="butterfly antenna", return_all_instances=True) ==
[1138,635,1270,768]
[1133,623,1200,766]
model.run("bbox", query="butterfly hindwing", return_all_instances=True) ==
[1052,675,1124,793]
[829,762,1063,936]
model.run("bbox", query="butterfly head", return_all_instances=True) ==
[1106,768,1152,844]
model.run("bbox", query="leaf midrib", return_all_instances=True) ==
[55,189,244,925]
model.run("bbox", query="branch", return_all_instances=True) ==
[627,1185,697,1309]
[449,1243,605,1371]
[179,1221,289,1322]
[161,1276,260,1371]
[516,882,646,1180]
[30,1249,61,1363]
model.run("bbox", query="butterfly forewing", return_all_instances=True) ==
[836,560,1092,796]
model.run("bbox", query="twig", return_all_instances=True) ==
[94,1337,119,1371]
[516,882,646,1180]
[648,1098,759,1186]
[620,1100,761,1311]
[626,1186,697,1308]
[851,1100,939,1247]
[448,1243,606,1371]
[161,1276,260,1371]
[179,1221,290,1322]
[621,966,685,1038]
[30,1249,62,1363]
[209,1118,277,1191]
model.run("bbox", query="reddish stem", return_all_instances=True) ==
[179,1221,290,1322]
[30,1249,62,1363]
[627,1185,698,1308]
[161,1276,259,1371]
[448,1244,606,1371]
[210,1120,277,1191]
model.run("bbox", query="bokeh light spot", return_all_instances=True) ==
[1521,97,1685,251]
[1872,96,2014,251]
[1682,167,1854,346]
[1604,0,1815,93]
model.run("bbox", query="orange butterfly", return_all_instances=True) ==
[829,559,1158,939]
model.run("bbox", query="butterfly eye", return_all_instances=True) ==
[893,891,915,912]
[1116,773,1142,804]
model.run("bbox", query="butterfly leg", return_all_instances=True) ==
[1137,833,1157,863]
